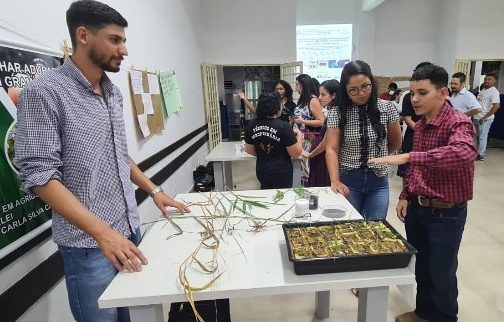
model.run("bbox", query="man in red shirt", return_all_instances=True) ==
[370,64,476,322]
[379,82,398,100]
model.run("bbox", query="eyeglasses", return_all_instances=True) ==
[348,83,372,96]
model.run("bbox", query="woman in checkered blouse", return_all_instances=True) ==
[325,60,402,219]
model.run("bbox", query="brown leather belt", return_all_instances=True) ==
[417,195,456,209]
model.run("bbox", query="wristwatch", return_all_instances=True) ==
[149,186,163,197]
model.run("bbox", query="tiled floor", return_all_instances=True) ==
[228,148,504,322]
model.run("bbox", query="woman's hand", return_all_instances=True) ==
[293,128,304,143]
[330,180,350,197]
[293,117,304,125]
[288,115,295,125]
[236,90,247,100]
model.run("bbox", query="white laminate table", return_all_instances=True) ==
[205,141,303,190]
[99,188,415,322]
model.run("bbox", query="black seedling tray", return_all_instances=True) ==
[282,219,416,275]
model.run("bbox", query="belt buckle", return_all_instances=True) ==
[417,195,430,207]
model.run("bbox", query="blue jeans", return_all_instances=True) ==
[405,199,467,322]
[473,118,494,156]
[339,168,389,219]
[59,228,142,322]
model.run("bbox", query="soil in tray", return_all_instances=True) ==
[286,221,409,260]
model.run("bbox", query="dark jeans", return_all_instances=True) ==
[59,228,142,322]
[257,170,293,189]
[405,200,467,322]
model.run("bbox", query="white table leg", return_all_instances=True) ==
[397,284,415,308]
[398,255,416,307]
[129,304,164,322]
[223,161,233,189]
[357,286,389,322]
[213,161,225,191]
[292,159,302,187]
[315,290,330,319]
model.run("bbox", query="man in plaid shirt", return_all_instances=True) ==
[370,64,476,322]
[15,1,189,321]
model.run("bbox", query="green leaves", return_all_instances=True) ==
[273,190,286,204]
[293,187,310,199]
[272,187,310,204]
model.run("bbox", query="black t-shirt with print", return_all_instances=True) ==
[244,118,297,175]
[401,93,420,121]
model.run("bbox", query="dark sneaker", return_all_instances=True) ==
[476,155,484,161]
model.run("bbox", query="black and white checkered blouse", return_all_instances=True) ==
[327,99,399,177]
[15,59,139,248]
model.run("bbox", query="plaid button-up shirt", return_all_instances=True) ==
[327,99,400,177]
[400,102,477,203]
[15,59,140,248]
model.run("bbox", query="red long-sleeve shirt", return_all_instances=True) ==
[400,102,477,203]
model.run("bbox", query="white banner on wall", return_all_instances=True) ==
[296,24,353,81]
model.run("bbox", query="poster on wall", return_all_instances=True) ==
[0,45,62,264]
[296,24,353,81]
[160,70,184,116]
[128,69,165,139]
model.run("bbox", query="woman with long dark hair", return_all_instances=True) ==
[311,77,321,98]
[304,79,340,187]
[293,74,324,130]
[273,80,296,123]
[325,61,402,219]
[244,92,303,189]
[293,74,325,185]
[237,80,296,124]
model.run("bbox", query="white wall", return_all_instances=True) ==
[200,0,297,65]
[199,0,367,68]
[0,1,207,321]
[112,0,209,224]
[436,0,461,76]
[199,0,504,76]
[295,0,443,77]
[199,0,447,77]
[372,0,504,77]
[455,0,504,61]
[437,0,504,78]
[372,0,440,76]
[295,0,504,78]
[296,0,360,24]
[355,11,376,68]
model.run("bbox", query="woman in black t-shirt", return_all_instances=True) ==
[244,92,304,189]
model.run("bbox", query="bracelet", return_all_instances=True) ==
[149,186,163,197]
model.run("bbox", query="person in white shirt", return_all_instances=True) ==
[391,89,403,113]
[474,72,501,160]
[450,72,481,117]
